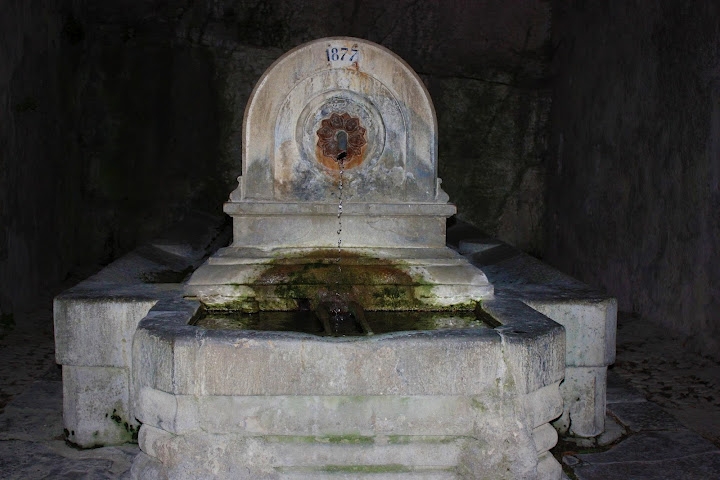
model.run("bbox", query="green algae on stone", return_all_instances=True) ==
[387,435,460,444]
[322,464,412,473]
[106,408,139,443]
[203,249,481,312]
[320,434,375,444]
[265,434,373,444]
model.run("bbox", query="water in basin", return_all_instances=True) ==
[194,308,490,336]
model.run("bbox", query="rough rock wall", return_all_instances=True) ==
[548,1,720,357]
[0,0,80,315]
[1,0,551,315]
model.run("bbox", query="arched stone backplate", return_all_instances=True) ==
[236,37,440,203]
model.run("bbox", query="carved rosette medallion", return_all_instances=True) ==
[316,112,367,170]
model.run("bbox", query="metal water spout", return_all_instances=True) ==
[336,129,348,161]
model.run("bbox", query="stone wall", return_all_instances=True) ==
[1,1,551,315]
[0,0,79,315]
[547,1,720,358]
[0,1,238,316]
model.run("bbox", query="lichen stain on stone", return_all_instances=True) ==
[107,408,139,443]
[253,249,421,311]
[204,249,470,312]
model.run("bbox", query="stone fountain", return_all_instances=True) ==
[54,37,617,480]
[183,36,492,314]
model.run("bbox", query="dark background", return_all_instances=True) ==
[1,0,718,358]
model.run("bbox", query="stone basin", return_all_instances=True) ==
[130,292,565,479]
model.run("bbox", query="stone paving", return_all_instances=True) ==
[1,297,720,478]
[611,314,720,446]
[0,272,139,479]
[555,313,720,480]
[556,371,720,479]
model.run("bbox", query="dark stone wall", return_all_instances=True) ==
[0,0,552,316]
[0,0,81,314]
[548,1,720,357]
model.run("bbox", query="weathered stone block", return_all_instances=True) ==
[133,297,564,399]
[62,365,138,447]
[54,295,157,367]
[532,423,558,454]
[136,392,515,438]
[536,451,562,479]
[226,207,453,249]
[134,387,203,436]
[137,425,471,480]
[482,298,567,394]
[186,246,493,311]
[523,381,564,429]
[524,298,616,367]
[552,366,607,437]
[525,297,615,438]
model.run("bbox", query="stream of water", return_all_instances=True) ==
[336,156,344,252]
[195,310,487,336]
[332,154,346,328]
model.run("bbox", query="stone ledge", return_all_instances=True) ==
[133,294,564,397]
[224,202,457,216]
[460,240,616,368]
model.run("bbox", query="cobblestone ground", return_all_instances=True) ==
[0,306,57,415]
[612,313,720,447]
[0,270,140,480]
[0,267,103,415]
[555,313,720,480]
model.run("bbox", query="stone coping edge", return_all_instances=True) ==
[224,201,457,216]
[133,292,565,397]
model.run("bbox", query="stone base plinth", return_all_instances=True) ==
[185,246,493,311]
[225,202,457,249]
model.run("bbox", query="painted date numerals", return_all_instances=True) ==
[326,46,360,63]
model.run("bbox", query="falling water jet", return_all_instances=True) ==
[335,148,346,304]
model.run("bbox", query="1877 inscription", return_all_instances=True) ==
[326,44,360,65]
